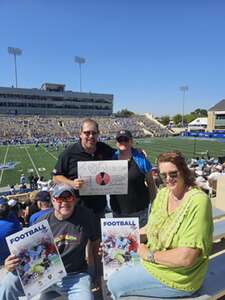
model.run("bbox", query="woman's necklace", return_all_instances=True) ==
[168,186,188,214]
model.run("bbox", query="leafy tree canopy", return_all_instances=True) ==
[113,108,135,117]
[160,115,170,125]
[191,108,207,117]
[172,114,182,125]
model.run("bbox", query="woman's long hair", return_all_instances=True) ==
[157,151,196,188]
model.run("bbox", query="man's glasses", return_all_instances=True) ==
[159,171,179,181]
[117,137,130,143]
[82,131,98,136]
[53,192,75,203]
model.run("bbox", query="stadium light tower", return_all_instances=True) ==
[179,85,189,127]
[8,47,22,88]
[74,56,86,92]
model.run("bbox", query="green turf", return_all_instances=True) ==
[0,137,224,188]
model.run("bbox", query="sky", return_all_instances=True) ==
[0,0,225,117]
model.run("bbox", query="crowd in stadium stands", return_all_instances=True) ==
[0,114,172,145]
[188,155,225,194]
[0,174,52,198]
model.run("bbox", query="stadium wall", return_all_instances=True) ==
[0,84,113,116]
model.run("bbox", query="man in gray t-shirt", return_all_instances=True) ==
[0,184,100,300]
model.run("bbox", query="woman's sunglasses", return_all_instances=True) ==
[159,171,179,181]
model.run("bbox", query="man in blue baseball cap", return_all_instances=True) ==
[1,184,100,300]
[29,191,52,225]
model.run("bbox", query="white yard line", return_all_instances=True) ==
[24,146,40,177]
[40,145,58,160]
[0,145,9,184]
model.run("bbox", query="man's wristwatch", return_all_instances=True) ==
[146,250,155,263]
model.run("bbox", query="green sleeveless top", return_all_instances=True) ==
[142,187,213,292]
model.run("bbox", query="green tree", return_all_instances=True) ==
[184,114,196,123]
[172,114,182,125]
[160,115,170,126]
[113,109,135,117]
[191,108,208,117]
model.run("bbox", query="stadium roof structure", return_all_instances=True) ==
[41,83,65,92]
[208,99,225,111]
[188,117,207,126]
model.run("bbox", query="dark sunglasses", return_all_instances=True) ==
[117,137,130,143]
[159,171,179,181]
[82,131,98,136]
[53,192,75,203]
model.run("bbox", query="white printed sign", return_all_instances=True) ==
[78,160,128,195]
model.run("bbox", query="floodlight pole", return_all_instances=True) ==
[75,56,86,92]
[179,85,189,127]
[78,63,82,92]
[8,47,22,88]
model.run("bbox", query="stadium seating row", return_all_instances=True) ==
[0,114,173,143]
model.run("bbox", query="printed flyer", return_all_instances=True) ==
[78,160,128,195]
[101,217,140,280]
[6,220,66,299]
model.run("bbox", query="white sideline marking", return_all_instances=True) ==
[40,145,58,160]
[0,145,9,184]
[38,167,46,172]
[24,146,40,177]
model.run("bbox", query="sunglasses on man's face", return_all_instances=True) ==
[53,192,75,203]
[159,171,179,181]
[82,131,98,136]
[117,137,130,143]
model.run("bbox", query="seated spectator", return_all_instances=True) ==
[33,175,39,190]
[19,174,26,186]
[151,166,163,188]
[25,190,39,224]
[207,165,223,191]
[37,176,50,191]
[195,169,210,194]
[0,183,100,300]
[29,191,52,225]
[10,185,16,195]
[27,173,35,190]
[7,199,24,227]
[107,151,213,299]
[19,183,27,192]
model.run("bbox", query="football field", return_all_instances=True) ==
[0,137,225,188]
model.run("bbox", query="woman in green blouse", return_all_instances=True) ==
[107,150,213,299]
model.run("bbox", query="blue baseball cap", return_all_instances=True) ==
[51,184,75,198]
[36,191,51,202]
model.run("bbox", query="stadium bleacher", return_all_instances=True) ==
[0,114,173,144]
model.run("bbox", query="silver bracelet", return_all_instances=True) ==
[146,250,155,263]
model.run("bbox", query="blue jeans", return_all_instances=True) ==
[107,264,195,299]
[0,271,93,300]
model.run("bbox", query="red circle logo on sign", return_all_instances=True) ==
[96,172,110,185]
